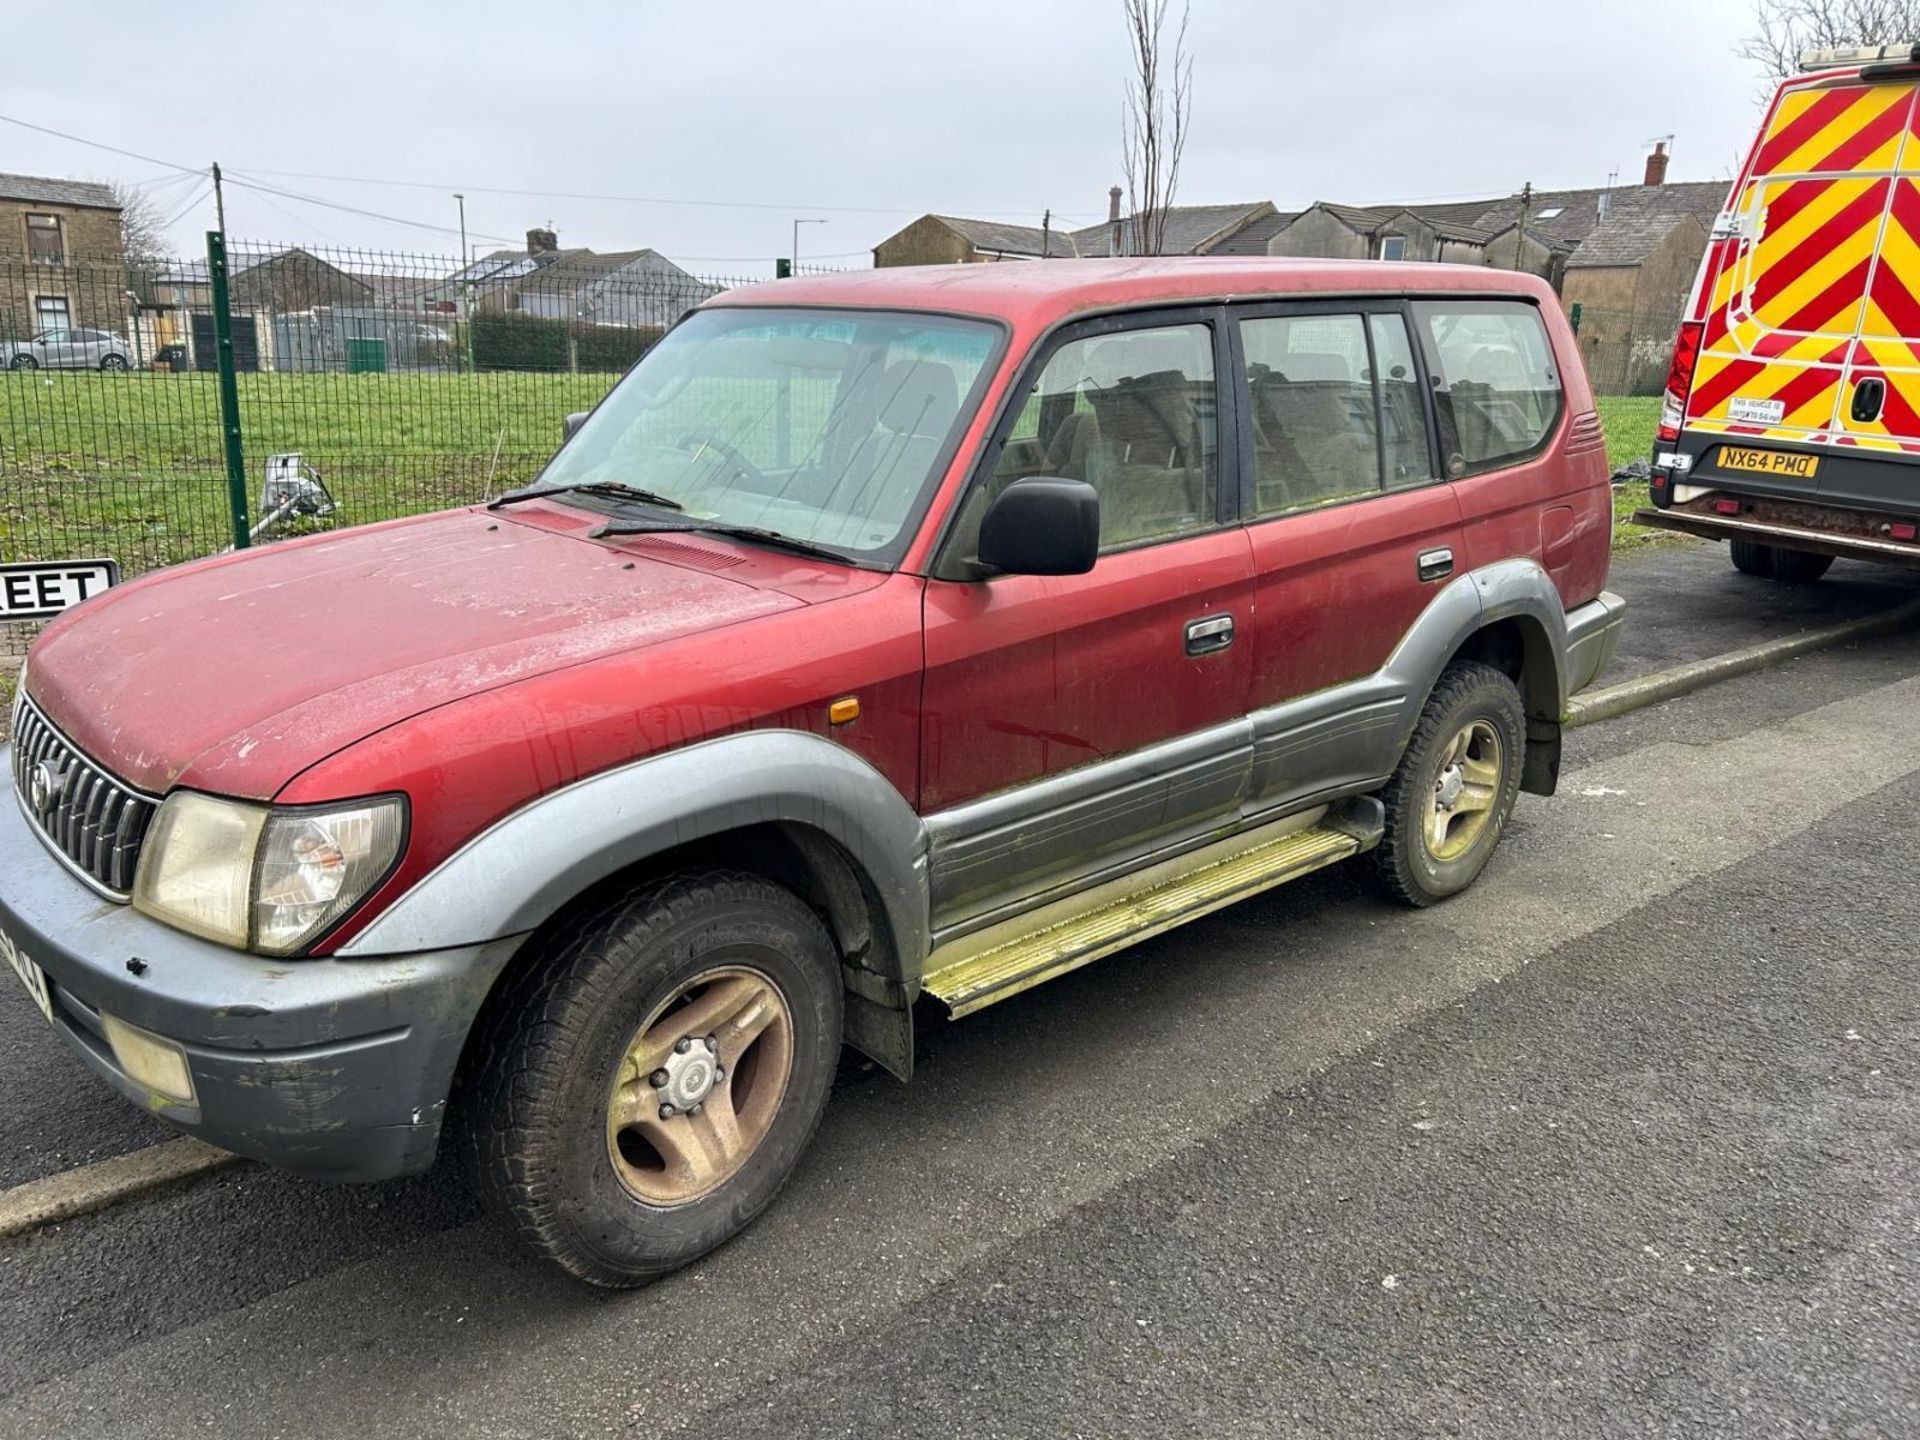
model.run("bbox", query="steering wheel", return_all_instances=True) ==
[676,428,767,487]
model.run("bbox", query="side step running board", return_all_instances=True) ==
[923,799,1384,1019]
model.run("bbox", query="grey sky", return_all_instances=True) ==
[6,0,1766,275]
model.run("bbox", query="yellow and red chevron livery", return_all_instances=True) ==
[1689,76,1920,448]
[1642,45,1920,581]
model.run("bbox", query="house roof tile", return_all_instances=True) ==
[0,173,120,211]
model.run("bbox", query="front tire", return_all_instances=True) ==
[99,353,129,371]
[1374,661,1525,907]
[462,872,843,1288]
[1729,539,1776,577]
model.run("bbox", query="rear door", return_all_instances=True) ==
[1233,301,1465,811]
[1837,106,1920,457]
[1688,73,1918,461]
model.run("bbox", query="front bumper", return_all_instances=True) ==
[0,765,522,1181]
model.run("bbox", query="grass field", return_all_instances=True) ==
[1,369,623,574]
[1,370,1665,580]
[1595,396,1663,549]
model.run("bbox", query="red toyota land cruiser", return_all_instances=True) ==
[3,261,1621,1285]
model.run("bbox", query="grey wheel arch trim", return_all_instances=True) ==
[338,730,932,979]
[1389,559,1573,727]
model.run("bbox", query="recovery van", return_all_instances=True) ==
[1641,42,1920,579]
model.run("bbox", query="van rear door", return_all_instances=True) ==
[1688,74,1919,470]
[1835,132,1920,458]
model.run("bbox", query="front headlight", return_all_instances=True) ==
[133,792,405,955]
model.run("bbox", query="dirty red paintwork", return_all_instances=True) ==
[22,259,1605,957]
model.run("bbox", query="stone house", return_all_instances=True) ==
[447,229,715,328]
[873,196,1276,265]
[0,173,125,340]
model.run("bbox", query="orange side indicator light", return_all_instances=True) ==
[828,696,861,726]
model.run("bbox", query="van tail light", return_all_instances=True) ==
[1658,320,1705,444]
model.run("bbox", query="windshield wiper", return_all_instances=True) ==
[487,480,682,512]
[590,518,849,563]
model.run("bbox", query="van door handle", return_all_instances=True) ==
[1852,376,1887,423]
[1185,614,1235,656]
[1417,547,1454,582]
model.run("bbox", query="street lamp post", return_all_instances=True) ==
[454,192,474,373]
[791,217,828,275]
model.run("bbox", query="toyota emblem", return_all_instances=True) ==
[28,761,65,818]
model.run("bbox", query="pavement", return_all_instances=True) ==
[0,540,1918,1436]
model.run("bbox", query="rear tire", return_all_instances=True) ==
[8,354,36,371]
[1770,548,1833,584]
[461,871,843,1288]
[1373,661,1525,907]
[1729,539,1776,577]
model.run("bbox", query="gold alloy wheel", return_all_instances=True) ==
[606,966,795,1207]
[1427,719,1503,862]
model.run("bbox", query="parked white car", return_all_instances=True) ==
[3,328,134,371]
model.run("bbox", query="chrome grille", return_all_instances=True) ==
[10,695,158,899]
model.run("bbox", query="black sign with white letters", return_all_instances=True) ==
[0,560,120,623]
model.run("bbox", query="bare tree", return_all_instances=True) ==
[1740,0,1920,82]
[1120,0,1193,256]
[111,183,172,268]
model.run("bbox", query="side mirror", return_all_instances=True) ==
[562,411,589,442]
[977,477,1100,576]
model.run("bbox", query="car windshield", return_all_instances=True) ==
[536,306,1000,563]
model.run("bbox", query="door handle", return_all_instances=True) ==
[1852,376,1887,424]
[1417,547,1454,582]
[1185,614,1235,657]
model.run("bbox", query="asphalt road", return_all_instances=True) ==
[1,550,1918,1437]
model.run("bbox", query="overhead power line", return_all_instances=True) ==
[223,165,1097,226]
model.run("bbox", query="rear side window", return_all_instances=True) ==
[1413,301,1562,476]
[1241,313,1380,515]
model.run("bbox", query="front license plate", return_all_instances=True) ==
[0,924,53,1024]
[1717,446,1819,479]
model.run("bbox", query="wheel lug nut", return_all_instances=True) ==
[689,1102,703,1116]
[675,1037,692,1055]
[713,1066,725,1081]
[705,1034,717,1052]
[659,1103,677,1119]
[649,1069,670,1088]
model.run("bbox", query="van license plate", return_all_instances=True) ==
[0,925,53,1024]
[1717,446,1819,479]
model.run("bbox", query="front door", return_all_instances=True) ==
[921,310,1255,925]
[1232,302,1465,811]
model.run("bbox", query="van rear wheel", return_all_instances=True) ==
[1771,548,1833,584]
[461,872,843,1287]
[1729,539,1776,577]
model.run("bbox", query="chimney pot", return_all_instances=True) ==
[1643,141,1669,187]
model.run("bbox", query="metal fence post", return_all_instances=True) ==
[206,230,251,549]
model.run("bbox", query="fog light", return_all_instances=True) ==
[100,1012,197,1106]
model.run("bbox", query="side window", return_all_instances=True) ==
[988,322,1218,551]
[1379,234,1407,262]
[1413,300,1563,476]
[1241,313,1381,516]
[1369,313,1432,488]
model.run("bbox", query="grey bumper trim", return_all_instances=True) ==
[0,765,520,1182]
[1564,590,1626,701]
